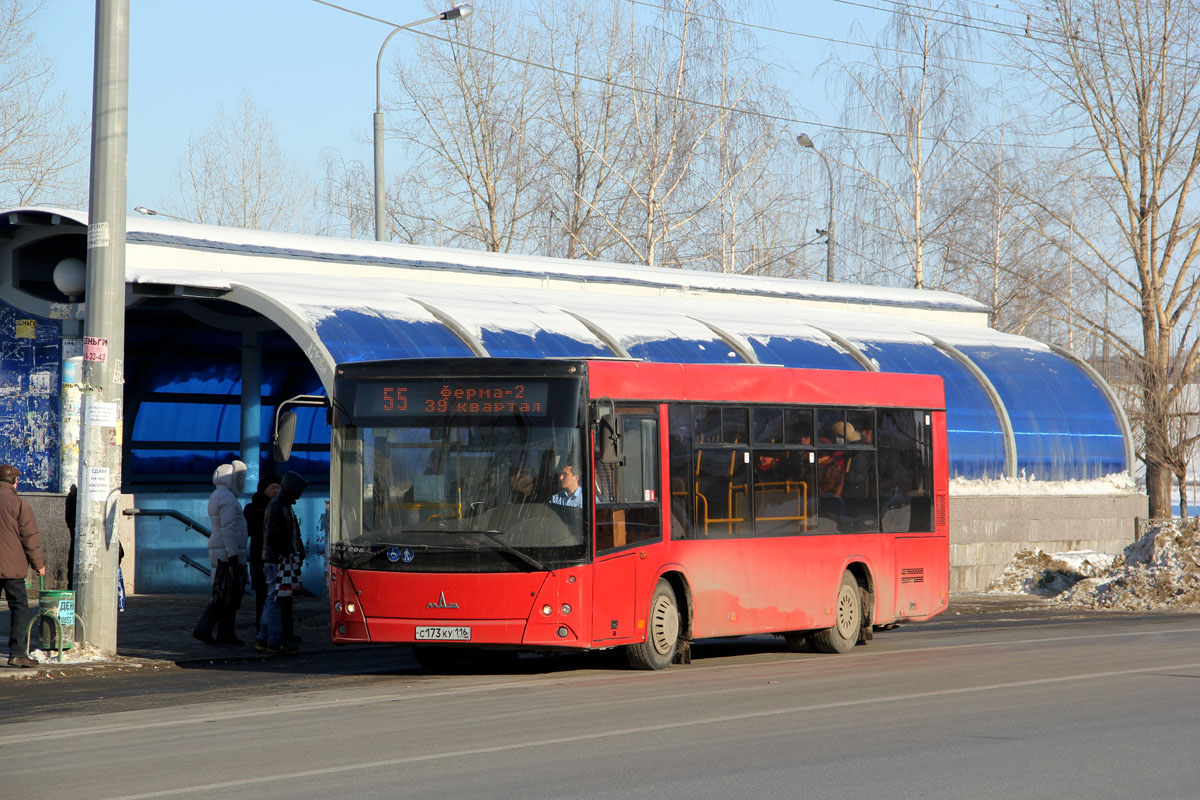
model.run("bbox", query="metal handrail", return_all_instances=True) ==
[124,507,211,538]
[179,553,211,577]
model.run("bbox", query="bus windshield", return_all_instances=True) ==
[332,375,588,572]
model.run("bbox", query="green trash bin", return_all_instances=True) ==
[38,589,76,651]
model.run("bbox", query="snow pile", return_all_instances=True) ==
[28,641,110,665]
[951,472,1137,496]
[988,549,1117,595]
[988,519,1200,610]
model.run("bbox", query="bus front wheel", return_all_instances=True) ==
[626,579,681,670]
[812,571,862,654]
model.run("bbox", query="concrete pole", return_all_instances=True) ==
[76,0,130,655]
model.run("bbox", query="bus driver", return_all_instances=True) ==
[549,464,583,507]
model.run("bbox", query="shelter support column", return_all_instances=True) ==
[241,332,262,488]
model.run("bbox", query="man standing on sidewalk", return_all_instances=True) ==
[0,464,44,668]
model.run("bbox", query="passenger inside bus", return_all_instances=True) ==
[509,467,535,504]
[817,421,853,531]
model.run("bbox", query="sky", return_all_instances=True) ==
[29,0,899,219]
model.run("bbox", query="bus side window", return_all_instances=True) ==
[668,405,694,540]
[878,409,933,532]
[595,411,662,554]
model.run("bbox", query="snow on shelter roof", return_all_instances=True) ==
[0,208,1133,480]
[12,207,988,314]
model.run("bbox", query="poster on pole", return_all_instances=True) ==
[84,336,108,362]
[85,466,110,504]
[85,400,119,428]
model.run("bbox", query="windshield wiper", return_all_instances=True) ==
[445,529,548,572]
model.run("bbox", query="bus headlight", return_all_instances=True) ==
[335,602,343,613]
[346,603,356,614]
[560,604,572,615]
[541,604,553,616]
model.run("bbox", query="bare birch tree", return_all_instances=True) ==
[529,1,638,261]
[600,0,769,269]
[163,93,314,231]
[390,0,545,252]
[825,0,984,288]
[318,148,373,239]
[694,13,804,276]
[1013,0,1200,515]
[0,0,87,207]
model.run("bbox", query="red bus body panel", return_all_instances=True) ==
[330,361,949,651]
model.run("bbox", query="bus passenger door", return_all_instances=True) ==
[591,408,663,643]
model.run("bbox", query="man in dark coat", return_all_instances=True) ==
[258,471,307,655]
[0,464,45,668]
[243,473,281,648]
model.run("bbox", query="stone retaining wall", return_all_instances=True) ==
[949,494,1147,591]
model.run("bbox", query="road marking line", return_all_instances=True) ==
[99,659,1200,800]
[5,624,1200,747]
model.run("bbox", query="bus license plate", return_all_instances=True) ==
[415,626,472,641]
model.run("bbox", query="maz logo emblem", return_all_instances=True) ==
[426,592,460,609]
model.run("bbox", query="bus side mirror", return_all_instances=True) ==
[274,411,298,462]
[272,393,329,463]
[598,414,623,465]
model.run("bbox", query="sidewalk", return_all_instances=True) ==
[0,590,1055,680]
[0,592,334,679]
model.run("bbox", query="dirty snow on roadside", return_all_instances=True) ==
[988,519,1200,610]
[27,641,111,665]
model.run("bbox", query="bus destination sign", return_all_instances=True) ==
[357,380,550,417]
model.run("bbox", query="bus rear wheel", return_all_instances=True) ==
[812,571,862,654]
[626,579,680,670]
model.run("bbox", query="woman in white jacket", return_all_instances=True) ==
[193,460,249,645]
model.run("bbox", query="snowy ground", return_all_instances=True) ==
[987,518,1200,610]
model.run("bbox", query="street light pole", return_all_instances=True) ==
[77,0,130,655]
[373,5,474,242]
[797,133,835,282]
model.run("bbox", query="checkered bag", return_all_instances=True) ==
[275,553,302,598]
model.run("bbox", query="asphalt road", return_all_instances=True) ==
[3,610,1199,799]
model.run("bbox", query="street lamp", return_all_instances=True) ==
[374,5,474,242]
[134,205,189,222]
[797,133,835,282]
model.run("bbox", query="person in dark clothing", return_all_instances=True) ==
[243,473,281,648]
[65,484,77,590]
[258,471,308,655]
[1,464,44,668]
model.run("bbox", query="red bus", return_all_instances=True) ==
[324,358,948,669]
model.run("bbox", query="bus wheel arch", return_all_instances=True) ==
[813,567,870,654]
[626,576,686,670]
[662,570,693,663]
[845,561,875,642]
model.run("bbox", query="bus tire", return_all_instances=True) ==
[813,571,862,654]
[626,579,681,670]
